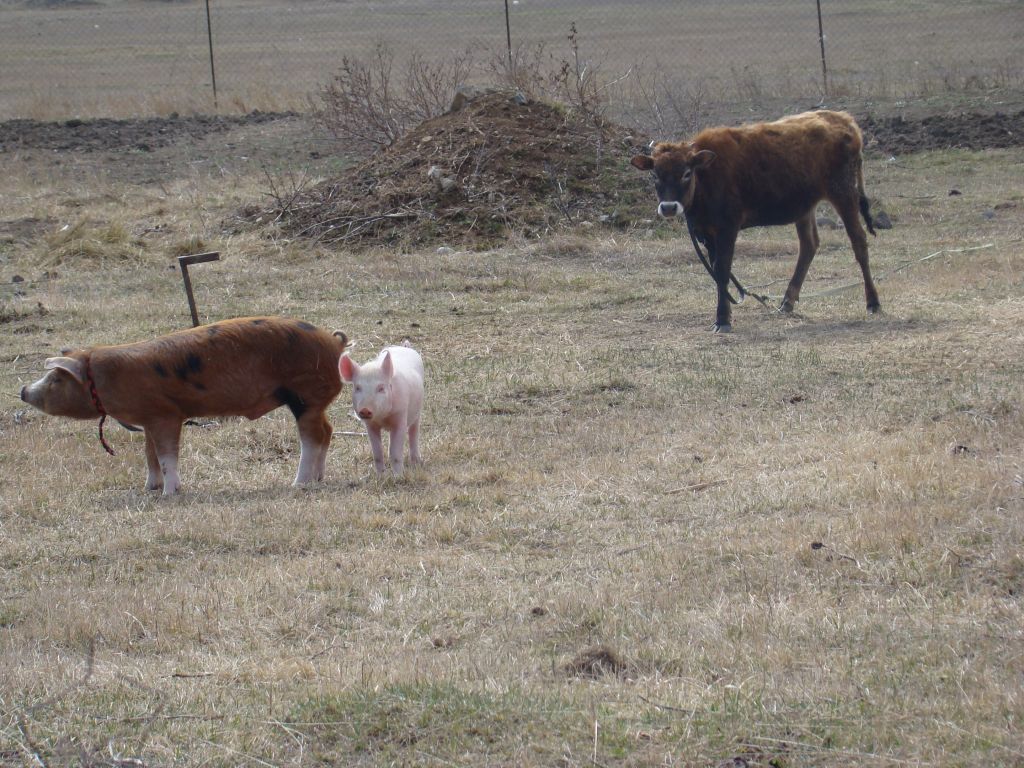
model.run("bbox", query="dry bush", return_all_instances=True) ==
[310,41,475,152]
[487,23,616,125]
[619,63,712,138]
[311,25,634,158]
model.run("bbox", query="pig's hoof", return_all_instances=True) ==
[713,322,732,334]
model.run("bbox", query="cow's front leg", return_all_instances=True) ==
[711,231,738,332]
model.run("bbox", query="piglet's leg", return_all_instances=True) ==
[149,419,183,495]
[407,419,421,467]
[389,417,408,476]
[366,423,386,475]
[143,430,163,491]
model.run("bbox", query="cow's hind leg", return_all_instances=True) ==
[780,212,820,313]
[295,409,332,485]
[833,194,881,313]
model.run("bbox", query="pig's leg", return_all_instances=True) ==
[314,417,332,482]
[366,423,386,475]
[149,419,183,495]
[389,417,408,476]
[407,419,421,467]
[143,430,163,491]
[295,410,332,485]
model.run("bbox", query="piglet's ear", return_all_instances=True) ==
[44,356,85,384]
[339,354,357,382]
[380,351,393,379]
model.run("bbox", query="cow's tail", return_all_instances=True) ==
[856,156,877,236]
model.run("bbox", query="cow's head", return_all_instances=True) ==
[631,143,716,219]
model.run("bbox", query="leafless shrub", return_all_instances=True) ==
[485,41,560,101]
[622,63,711,138]
[311,42,475,152]
[404,49,476,123]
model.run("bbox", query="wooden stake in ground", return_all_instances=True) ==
[177,251,220,327]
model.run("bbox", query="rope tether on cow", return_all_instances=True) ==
[742,241,995,304]
[685,215,994,310]
[683,214,772,308]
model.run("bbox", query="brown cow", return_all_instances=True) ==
[631,109,879,332]
[20,316,348,495]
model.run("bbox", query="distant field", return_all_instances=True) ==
[0,0,1021,118]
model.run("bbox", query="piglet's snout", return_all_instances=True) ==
[358,408,373,420]
[19,385,28,402]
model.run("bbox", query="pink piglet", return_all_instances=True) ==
[339,344,424,476]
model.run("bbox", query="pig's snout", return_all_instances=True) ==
[20,385,27,402]
[358,408,373,420]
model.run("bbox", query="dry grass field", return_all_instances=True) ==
[1,104,1023,767]
[0,0,1021,120]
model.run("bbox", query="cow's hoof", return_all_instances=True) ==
[867,303,882,315]
[713,322,733,334]
[778,300,795,314]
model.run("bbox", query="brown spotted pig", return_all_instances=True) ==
[20,316,348,495]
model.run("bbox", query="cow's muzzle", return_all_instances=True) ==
[658,201,683,218]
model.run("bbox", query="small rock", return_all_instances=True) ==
[982,209,996,220]
[816,215,840,230]
[11,274,24,283]
[873,210,893,229]
[949,189,962,196]
[436,246,454,255]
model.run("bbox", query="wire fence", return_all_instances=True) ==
[1,0,1021,123]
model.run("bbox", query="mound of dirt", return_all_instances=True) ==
[261,92,652,249]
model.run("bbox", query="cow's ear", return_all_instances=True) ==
[692,150,716,169]
[630,155,654,171]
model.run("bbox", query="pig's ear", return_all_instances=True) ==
[380,350,393,380]
[339,354,357,382]
[44,356,85,384]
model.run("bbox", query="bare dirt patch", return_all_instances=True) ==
[3,104,1021,199]
[859,110,1024,155]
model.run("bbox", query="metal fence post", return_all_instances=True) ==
[816,0,829,98]
[205,0,219,108]
[504,0,512,68]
